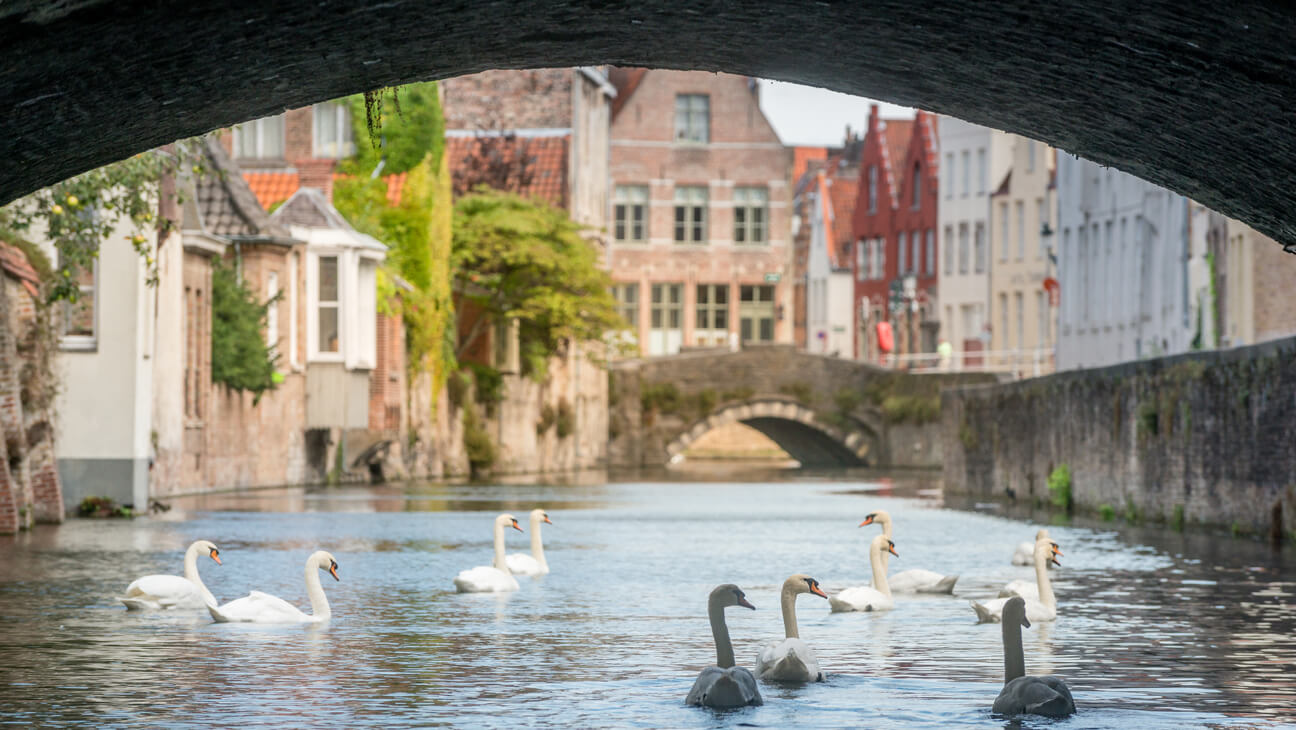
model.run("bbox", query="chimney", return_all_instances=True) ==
[867,103,880,136]
[296,158,337,202]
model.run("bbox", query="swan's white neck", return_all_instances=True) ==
[779,583,802,640]
[182,542,216,606]
[1002,615,1026,683]
[708,595,736,668]
[870,538,892,597]
[304,553,331,620]
[492,520,511,574]
[528,514,547,569]
[1034,543,1055,608]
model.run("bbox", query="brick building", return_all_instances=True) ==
[851,106,939,362]
[607,69,793,355]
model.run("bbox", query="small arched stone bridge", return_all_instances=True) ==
[608,346,995,469]
[665,396,878,468]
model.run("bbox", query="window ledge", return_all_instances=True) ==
[59,338,97,352]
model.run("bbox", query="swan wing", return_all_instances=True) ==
[830,586,893,613]
[993,676,1076,717]
[210,590,309,623]
[755,638,821,682]
[889,568,958,594]
[998,579,1040,600]
[504,553,547,576]
[120,574,205,610]
[686,666,763,707]
[971,597,1008,623]
[453,566,520,593]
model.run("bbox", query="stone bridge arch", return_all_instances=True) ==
[665,396,878,468]
[1,2,1294,247]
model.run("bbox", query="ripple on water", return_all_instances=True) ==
[0,479,1292,728]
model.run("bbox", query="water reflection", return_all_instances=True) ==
[0,476,1290,728]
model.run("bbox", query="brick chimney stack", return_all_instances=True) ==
[296,159,336,202]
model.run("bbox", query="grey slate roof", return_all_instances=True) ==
[191,137,294,242]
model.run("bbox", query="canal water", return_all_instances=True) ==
[0,475,1292,728]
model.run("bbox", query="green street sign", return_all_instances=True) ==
[764,272,781,283]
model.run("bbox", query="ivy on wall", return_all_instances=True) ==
[211,260,280,402]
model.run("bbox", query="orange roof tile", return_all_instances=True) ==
[385,172,408,206]
[828,174,859,264]
[0,241,41,297]
[446,134,569,207]
[242,171,300,210]
[879,119,914,209]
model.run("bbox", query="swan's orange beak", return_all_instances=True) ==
[858,516,875,527]
[328,561,340,581]
[809,583,828,599]
[209,549,222,565]
[887,542,899,558]
[1049,555,1061,568]
[511,519,523,532]
[737,595,756,610]
[1052,546,1063,556]
[543,515,553,525]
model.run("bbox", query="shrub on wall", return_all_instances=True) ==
[211,261,279,402]
[555,398,574,439]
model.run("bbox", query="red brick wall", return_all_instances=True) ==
[441,69,573,130]
[609,70,794,351]
[369,310,406,431]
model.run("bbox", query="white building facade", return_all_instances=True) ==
[803,172,854,356]
[1056,155,1204,369]
[936,117,1012,366]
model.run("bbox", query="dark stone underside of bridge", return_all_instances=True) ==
[1,2,1294,247]
[741,418,864,469]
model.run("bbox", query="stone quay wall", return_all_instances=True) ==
[941,336,1296,542]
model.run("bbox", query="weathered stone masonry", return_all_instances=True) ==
[942,338,1296,541]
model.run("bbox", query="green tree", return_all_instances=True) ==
[211,260,280,402]
[0,140,207,302]
[342,83,446,178]
[452,190,625,378]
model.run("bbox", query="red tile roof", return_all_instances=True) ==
[608,67,648,119]
[446,134,569,207]
[828,174,859,265]
[793,146,829,187]
[242,170,406,211]
[0,241,41,297]
[879,119,914,210]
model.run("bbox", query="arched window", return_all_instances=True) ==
[912,162,922,210]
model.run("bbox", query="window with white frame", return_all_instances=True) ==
[1036,290,1048,347]
[999,202,1010,261]
[958,224,969,275]
[1016,201,1025,260]
[733,187,768,244]
[316,255,340,355]
[873,237,885,279]
[961,150,970,197]
[974,222,986,273]
[356,259,377,369]
[674,94,710,143]
[943,226,954,275]
[1026,140,1036,172]
[944,153,954,199]
[859,239,870,280]
[925,230,935,276]
[613,283,639,330]
[265,271,279,348]
[867,165,878,213]
[911,164,922,210]
[695,284,729,345]
[911,230,921,274]
[59,257,97,349]
[1037,198,1048,258]
[313,102,355,158]
[614,185,649,243]
[897,232,907,274]
[673,186,708,244]
[233,114,285,159]
[1014,291,1024,350]
[977,148,986,194]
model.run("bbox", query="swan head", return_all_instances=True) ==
[497,513,524,532]
[312,551,340,581]
[870,533,899,558]
[785,574,828,599]
[531,508,552,525]
[710,583,755,610]
[1035,539,1062,566]
[197,540,221,565]
[1034,528,1051,541]
[858,509,891,528]
[1003,596,1030,628]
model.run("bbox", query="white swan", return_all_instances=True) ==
[685,584,763,708]
[972,539,1060,623]
[755,574,828,682]
[829,533,897,613]
[1012,529,1055,568]
[209,550,339,624]
[453,513,523,593]
[999,539,1061,600]
[992,596,1076,717]
[505,508,551,576]
[119,540,221,610]
[859,510,958,593]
